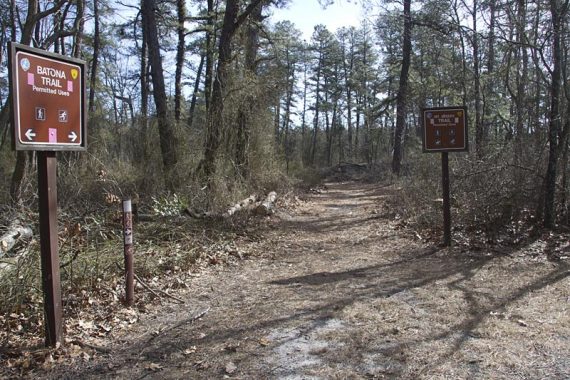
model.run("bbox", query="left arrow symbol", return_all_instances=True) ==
[25,129,36,141]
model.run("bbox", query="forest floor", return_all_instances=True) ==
[3,177,570,379]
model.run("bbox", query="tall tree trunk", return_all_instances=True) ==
[200,0,265,179]
[543,0,565,228]
[311,62,322,166]
[282,53,295,171]
[138,26,149,162]
[453,0,468,106]
[140,29,148,120]
[341,30,355,161]
[89,0,100,113]
[355,95,361,160]
[187,53,205,129]
[472,0,484,157]
[343,38,354,161]
[391,0,412,175]
[274,99,281,143]
[560,117,569,222]
[337,100,343,164]
[204,0,215,111]
[174,0,186,122]
[325,91,332,166]
[142,0,179,187]
[483,0,496,141]
[235,1,264,179]
[514,0,528,179]
[301,54,309,165]
[9,0,17,42]
[328,100,338,166]
[72,0,84,58]
[361,37,372,164]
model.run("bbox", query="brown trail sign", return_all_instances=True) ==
[9,43,87,347]
[10,43,86,151]
[422,107,468,153]
[421,106,468,246]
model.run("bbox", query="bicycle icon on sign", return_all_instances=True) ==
[58,110,68,123]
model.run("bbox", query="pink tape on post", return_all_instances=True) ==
[49,128,57,143]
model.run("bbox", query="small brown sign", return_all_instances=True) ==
[9,43,86,151]
[422,107,468,152]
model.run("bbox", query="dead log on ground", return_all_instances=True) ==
[254,192,277,216]
[0,220,33,259]
[181,192,277,219]
[224,194,258,217]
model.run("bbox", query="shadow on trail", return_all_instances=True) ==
[376,262,570,377]
[270,247,442,287]
[121,247,568,378]
[60,181,570,378]
[129,250,482,365]
[279,213,388,236]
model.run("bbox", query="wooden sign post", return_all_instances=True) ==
[421,107,468,246]
[9,42,87,347]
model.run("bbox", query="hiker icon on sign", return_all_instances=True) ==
[58,110,68,123]
[35,107,46,121]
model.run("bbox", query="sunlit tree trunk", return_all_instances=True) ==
[391,0,412,175]
[235,2,264,179]
[200,0,265,179]
[142,0,179,187]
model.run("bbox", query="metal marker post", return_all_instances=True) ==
[38,151,63,346]
[441,152,451,246]
[123,199,134,306]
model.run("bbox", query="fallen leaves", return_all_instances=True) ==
[183,346,197,355]
[223,342,240,353]
[2,343,95,374]
[145,362,163,371]
[225,361,237,374]
[258,337,271,347]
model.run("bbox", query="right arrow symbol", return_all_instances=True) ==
[68,131,77,142]
[25,129,36,141]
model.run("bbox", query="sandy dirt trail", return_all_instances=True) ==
[48,181,569,379]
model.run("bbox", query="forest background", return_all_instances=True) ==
[0,0,569,327]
